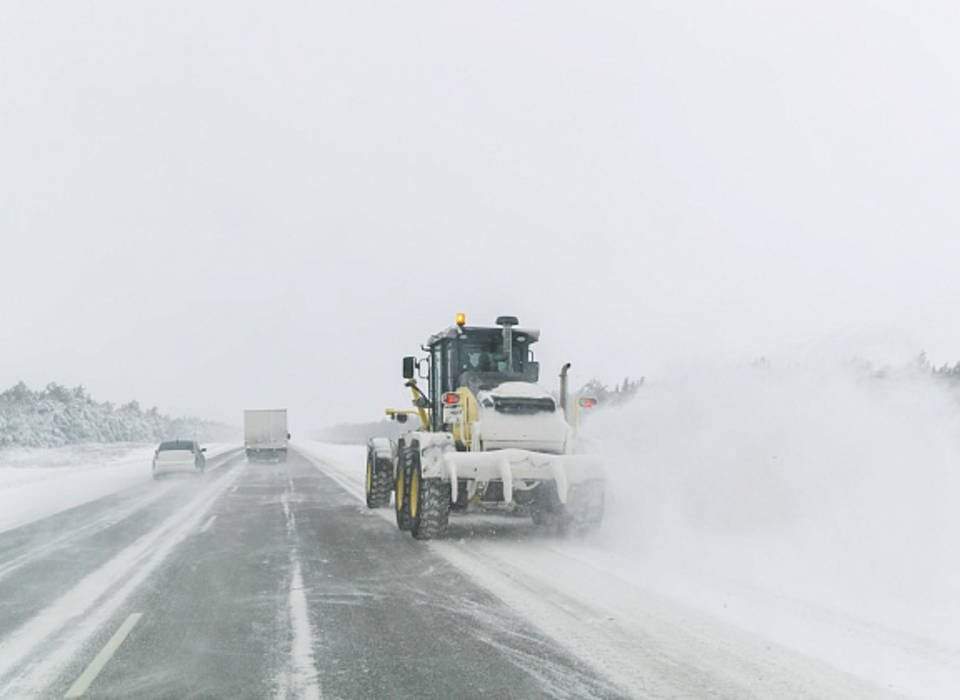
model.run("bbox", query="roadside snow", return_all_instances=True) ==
[297,427,960,698]
[583,362,960,698]
[0,442,234,533]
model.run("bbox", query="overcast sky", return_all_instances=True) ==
[2,1,959,430]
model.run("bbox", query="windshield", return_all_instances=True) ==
[158,441,194,451]
[457,331,528,375]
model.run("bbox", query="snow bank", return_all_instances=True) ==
[577,360,960,696]
[0,442,235,533]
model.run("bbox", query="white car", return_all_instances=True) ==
[152,440,206,479]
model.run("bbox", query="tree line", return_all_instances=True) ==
[0,381,236,448]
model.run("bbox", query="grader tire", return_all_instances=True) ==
[558,481,605,534]
[365,448,392,509]
[567,480,605,532]
[394,446,414,531]
[532,482,566,534]
[533,480,605,535]
[412,474,451,540]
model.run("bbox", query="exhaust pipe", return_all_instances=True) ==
[496,315,519,373]
[559,362,571,417]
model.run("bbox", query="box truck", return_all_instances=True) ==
[244,409,289,462]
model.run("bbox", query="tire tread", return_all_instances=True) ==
[412,478,451,540]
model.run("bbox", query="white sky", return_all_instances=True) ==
[2,1,959,430]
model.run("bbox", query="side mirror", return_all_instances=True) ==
[402,356,416,379]
[287,433,291,439]
[201,447,207,452]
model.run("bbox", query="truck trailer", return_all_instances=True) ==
[243,409,290,462]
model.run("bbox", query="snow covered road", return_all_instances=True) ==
[0,443,235,534]
[299,440,959,699]
[0,448,613,698]
[0,441,954,698]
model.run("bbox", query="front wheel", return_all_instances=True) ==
[411,473,451,540]
[365,446,392,509]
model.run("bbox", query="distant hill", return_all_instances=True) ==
[0,381,237,448]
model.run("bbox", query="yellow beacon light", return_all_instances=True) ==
[456,312,466,326]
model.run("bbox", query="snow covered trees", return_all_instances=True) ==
[0,382,234,447]
[575,377,644,408]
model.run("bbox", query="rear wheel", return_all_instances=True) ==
[532,506,563,533]
[566,480,605,532]
[532,480,604,534]
[365,445,392,509]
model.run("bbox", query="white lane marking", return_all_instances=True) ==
[287,560,321,700]
[275,473,321,700]
[199,515,217,533]
[63,613,142,698]
[0,464,242,696]
[231,485,238,493]
[281,495,294,534]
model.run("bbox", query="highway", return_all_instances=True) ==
[0,450,619,699]
[0,447,890,699]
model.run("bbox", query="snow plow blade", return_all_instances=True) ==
[442,450,604,505]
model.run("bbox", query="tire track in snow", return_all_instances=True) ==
[0,460,243,697]
[298,444,887,699]
[0,450,242,584]
[0,481,177,584]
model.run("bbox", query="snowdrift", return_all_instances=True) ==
[580,360,960,694]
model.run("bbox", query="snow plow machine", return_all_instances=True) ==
[365,314,605,540]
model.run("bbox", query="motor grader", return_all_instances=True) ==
[365,314,605,540]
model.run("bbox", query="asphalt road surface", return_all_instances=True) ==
[0,449,622,699]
